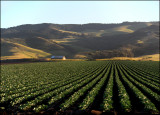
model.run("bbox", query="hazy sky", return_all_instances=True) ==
[1,1,159,28]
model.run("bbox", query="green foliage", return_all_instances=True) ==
[115,65,131,112]
[0,61,159,113]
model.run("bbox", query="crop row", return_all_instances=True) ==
[117,65,159,113]
[1,63,107,104]
[18,63,110,111]
[0,61,159,114]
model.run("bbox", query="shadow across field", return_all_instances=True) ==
[0,58,51,65]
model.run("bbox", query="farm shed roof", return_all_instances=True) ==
[51,56,65,59]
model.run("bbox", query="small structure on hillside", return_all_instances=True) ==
[51,56,66,60]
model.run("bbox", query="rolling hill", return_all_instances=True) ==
[1,21,159,59]
[1,39,51,59]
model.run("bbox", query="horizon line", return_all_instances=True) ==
[1,21,159,29]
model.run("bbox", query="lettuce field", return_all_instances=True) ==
[0,61,160,114]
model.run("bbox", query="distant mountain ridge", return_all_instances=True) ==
[1,21,159,59]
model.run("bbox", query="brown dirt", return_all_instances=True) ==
[0,110,155,115]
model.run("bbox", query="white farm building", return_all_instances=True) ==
[51,56,66,60]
